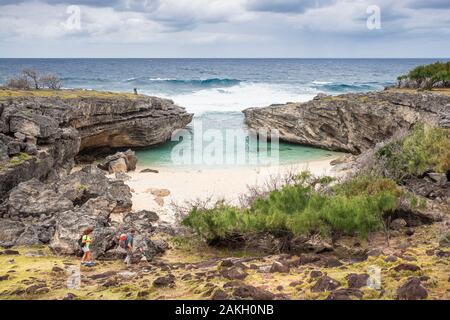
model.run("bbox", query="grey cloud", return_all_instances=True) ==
[406,0,450,9]
[246,0,336,13]
[0,0,120,6]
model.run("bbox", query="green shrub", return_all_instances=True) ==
[377,124,450,180]
[182,174,402,242]
[398,61,450,89]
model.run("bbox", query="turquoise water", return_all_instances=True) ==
[135,112,339,168]
[1,58,443,168]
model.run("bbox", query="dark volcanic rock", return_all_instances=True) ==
[294,253,322,266]
[243,91,449,154]
[269,261,290,273]
[397,277,428,300]
[153,274,175,288]
[211,289,230,300]
[220,267,248,280]
[2,249,20,255]
[233,285,276,300]
[0,275,9,281]
[392,264,421,272]
[346,273,369,289]
[326,288,363,300]
[310,270,323,279]
[311,276,341,292]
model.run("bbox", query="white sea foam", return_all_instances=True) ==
[312,80,332,85]
[144,82,319,114]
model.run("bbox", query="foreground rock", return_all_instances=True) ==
[243,91,449,154]
[397,277,428,300]
[0,90,193,198]
[0,165,166,261]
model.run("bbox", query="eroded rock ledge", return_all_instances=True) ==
[0,90,193,198]
[243,90,450,154]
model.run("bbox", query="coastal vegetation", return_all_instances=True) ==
[182,173,403,244]
[183,123,448,247]
[398,61,450,90]
[5,68,61,90]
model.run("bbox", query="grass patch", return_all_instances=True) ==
[0,88,141,101]
[9,153,32,166]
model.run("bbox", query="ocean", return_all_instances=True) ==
[0,58,443,167]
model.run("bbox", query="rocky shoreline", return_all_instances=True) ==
[0,90,193,199]
[0,89,193,264]
[0,88,449,300]
[243,90,450,154]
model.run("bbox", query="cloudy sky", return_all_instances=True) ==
[0,0,449,57]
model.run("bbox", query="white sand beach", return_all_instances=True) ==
[123,157,340,224]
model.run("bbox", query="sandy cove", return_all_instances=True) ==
[121,156,340,225]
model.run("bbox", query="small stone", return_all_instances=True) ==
[367,248,382,257]
[3,250,20,255]
[148,188,171,197]
[102,278,120,287]
[289,281,303,287]
[140,169,159,173]
[154,197,164,207]
[326,288,363,300]
[384,255,397,263]
[310,270,323,279]
[137,291,149,298]
[0,275,9,281]
[311,276,341,292]
[233,285,275,300]
[220,267,248,280]
[52,266,64,273]
[269,261,290,273]
[346,273,369,289]
[390,218,407,230]
[211,289,230,300]
[219,259,234,268]
[63,293,77,300]
[392,264,421,272]
[153,274,175,288]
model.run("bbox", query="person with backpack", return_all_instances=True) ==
[80,227,94,266]
[123,229,135,266]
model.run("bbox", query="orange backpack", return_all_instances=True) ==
[119,233,127,248]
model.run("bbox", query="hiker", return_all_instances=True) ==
[123,229,136,266]
[80,227,94,266]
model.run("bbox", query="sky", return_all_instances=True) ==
[0,0,449,58]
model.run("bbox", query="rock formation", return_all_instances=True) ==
[243,90,450,154]
[0,165,166,260]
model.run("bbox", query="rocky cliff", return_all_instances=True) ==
[0,90,193,198]
[243,90,450,154]
[0,164,166,260]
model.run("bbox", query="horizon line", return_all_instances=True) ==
[1,57,450,60]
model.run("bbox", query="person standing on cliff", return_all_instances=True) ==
[124,229,135,266]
